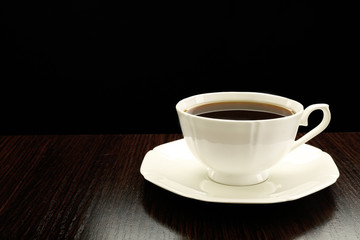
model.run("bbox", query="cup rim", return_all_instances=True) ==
[176,91,304,123]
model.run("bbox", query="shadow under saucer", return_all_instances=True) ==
[142,181,336,239]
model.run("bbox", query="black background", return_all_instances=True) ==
[1,1,357,134]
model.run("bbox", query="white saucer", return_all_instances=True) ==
[140,139,340,204]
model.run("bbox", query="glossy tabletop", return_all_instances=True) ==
[0,133,359,239]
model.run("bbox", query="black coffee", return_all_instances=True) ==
[186,101,295,120]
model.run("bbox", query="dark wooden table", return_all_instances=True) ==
[1,133,359,239]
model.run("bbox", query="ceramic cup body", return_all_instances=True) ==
[176,92,330,185]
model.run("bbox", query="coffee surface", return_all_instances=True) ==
[186,101,295,120]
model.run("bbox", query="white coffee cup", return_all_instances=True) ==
[176,92,331,186]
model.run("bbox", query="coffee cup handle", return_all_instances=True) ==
[291,104,331,151]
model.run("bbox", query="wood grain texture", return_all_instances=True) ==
[0,133,359,239]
